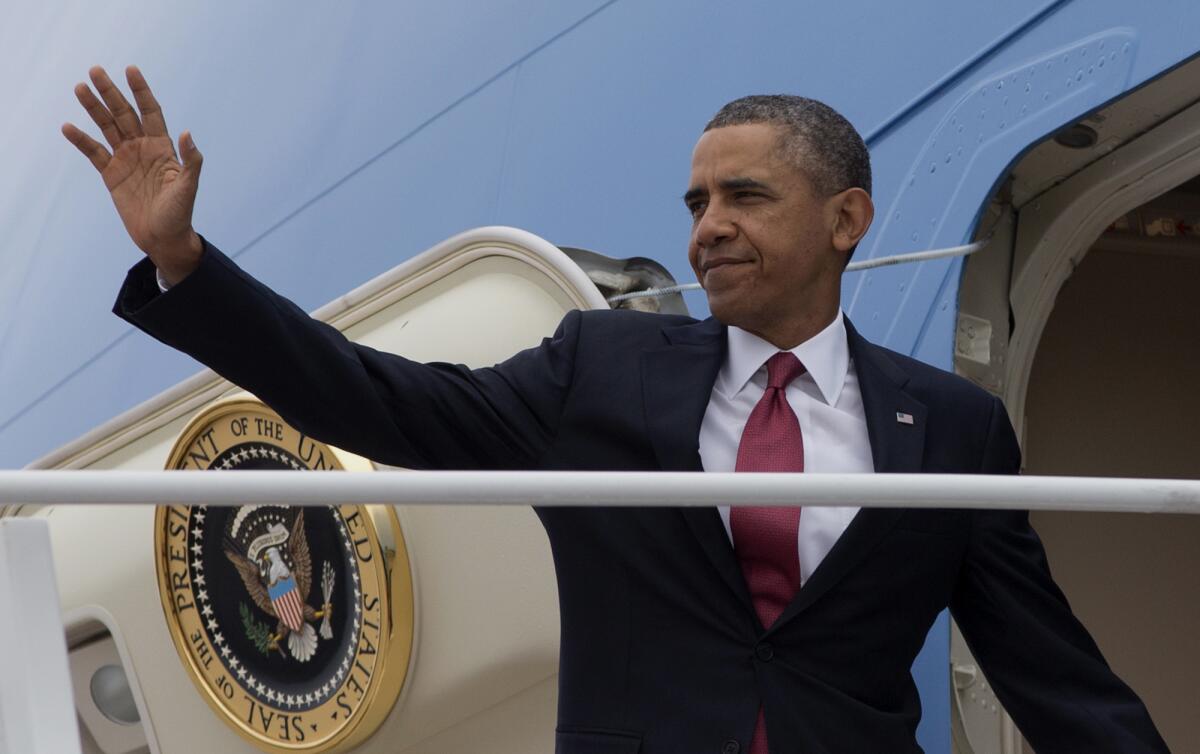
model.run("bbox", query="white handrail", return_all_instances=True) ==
[2,471,1198,514]
[1,471,1195,754]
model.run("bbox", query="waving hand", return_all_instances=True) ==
[63,66,204,284]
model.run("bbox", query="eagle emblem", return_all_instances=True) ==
[157,401,414,751]
[224,507,336,662]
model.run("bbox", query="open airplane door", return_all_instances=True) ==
[952,47,1200,754]
[820,7,1200,750]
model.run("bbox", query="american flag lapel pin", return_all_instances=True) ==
[896,411,915,425]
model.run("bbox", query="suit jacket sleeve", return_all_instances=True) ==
[112,239,578,470]
[950,396,1167,753]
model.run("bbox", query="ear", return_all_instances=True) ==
[829,188,874,254]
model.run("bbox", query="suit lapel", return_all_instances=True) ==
[849,320,928,479]
[640,318,724,473]
[767,319,928,634]
[642,318,755,614]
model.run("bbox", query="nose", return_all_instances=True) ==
[693,201,736,250]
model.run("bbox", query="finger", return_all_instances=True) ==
[126,65,169,139]
[62,122,112,173]
[89,65,143,140]
[74,82,124,150]
[179,130,203,184]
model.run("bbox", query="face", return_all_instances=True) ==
[685,123,856,345]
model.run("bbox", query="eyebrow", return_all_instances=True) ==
[682,176,773,205]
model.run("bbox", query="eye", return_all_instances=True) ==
[733,190,764,202]
[687,201,707,219]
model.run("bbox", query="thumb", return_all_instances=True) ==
[179,130,204,184]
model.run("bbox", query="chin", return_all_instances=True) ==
[705,296,756,329]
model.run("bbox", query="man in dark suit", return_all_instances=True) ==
[66,66,1165,752]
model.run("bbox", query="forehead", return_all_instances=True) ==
[689,123,796,184]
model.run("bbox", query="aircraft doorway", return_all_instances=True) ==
[1020,195,1200,752]
[953,54,1200,754]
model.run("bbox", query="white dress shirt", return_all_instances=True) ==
[698,311,874,587]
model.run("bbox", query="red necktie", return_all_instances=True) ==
[731,351,807,754]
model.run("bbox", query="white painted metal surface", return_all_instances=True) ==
[0,519,83,754]
[7,225,596,754]
[1,471,1198,513]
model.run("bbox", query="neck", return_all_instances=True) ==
[744,305,839,351]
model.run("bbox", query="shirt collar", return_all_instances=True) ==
[718,311,850,406]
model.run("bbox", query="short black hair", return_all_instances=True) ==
[704,95,871,197]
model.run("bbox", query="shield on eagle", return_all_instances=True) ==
[224,508,330,662]
[269,574,306,633]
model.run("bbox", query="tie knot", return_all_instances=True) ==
[765,351,806,390]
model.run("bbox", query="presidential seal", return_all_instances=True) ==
[155,397,413,753]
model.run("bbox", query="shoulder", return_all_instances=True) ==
[856,338,1018,471]
[573,307,697,328]
[568,308,699,340]
[858,338,1002,417]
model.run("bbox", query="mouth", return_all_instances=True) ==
[703,255,746,269]
[700,257,749,282]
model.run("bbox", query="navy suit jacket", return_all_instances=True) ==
[116,242,1165,754]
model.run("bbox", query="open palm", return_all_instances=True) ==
[63,66,204,282]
